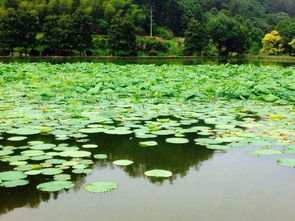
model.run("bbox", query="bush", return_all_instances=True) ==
[154,27,174,40]
[136,36,168,54]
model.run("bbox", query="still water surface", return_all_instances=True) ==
[0,125,295,221]
[0,57,295,67]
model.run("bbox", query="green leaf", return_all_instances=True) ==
[37,181,74,192]
[83,182,118,193]
[144,169,172,178]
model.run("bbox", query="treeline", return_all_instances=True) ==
[0,0,294,56]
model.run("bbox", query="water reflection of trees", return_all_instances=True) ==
[0,132,214,216]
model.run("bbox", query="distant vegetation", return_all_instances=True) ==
[0,0,294,56]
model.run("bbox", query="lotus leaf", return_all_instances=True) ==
[37,181,74,192]
[113,160,134,166]
[83,181,118,193]
[166,138,189,144]
[144,169,172,178]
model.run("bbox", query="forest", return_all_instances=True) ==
[0,0,294,56]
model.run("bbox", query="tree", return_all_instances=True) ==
[71,10,93,55]
[107,13,136,56]
[0,9,38,56]
[184,18,208,55]
[276,18,295,53]
[289,38,295,54]
[206,11,249,55]
[260,30,284,55]
[42,15,74,55]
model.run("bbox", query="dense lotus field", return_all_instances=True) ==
[0,62,294,192]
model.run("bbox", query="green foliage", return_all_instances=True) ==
[154,26,174,40]
[276,18,295,53]
[0,9,38,55]
[107,13,136,56]
[136,36,169,55]
[260,30,284,55]
[207,12,250,55]
[83,181,118,193]
[184,18,209,56]
[42,11,93,55]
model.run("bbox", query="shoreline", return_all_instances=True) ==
[0,55,294,62]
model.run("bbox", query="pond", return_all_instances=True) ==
[0,56,295,67]
[0,62,294,221]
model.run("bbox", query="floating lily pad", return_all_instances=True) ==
[41,168,63,175]
[28,141,44,146]
[72,168,93,174]
[6,128,40,135]
[152,130,174,136]
[36,181,74,192]
[113,160,134,166]
[82,144,98,149]
[30,143,56,150]
[0,150,13,156]
[166,138,189,144]
[277,158,295,167]
[93,154,108,159]
[0,179,29,188]
[7,136,27,141]
[206,145,232,150]
[9,161,28,166]
[54,174,71,181]
[0,171,27,180]
[21,150,45,157]
[247,149,282,156]
[45,159,67,165]
[83,181,118,193]
[139,141,158,147]
[59,150,91,158]
[25,170,42,175]
[144,169,172,178]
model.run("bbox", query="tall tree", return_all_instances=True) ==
[107,13,136,56]
[184,18,209,55]
[276,18,295,53]
[0,9,38,55]
[71,10,93,55]
[207,11,249,55]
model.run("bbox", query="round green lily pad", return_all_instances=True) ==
[59,150,91,158]
[7,136,27,141]
[54,174,71,181]
[247,149,282,156]
[277,158,295,167]
[28,141,44,146]
[206,145,232,150]
[9,161,28,166]
[45,159,67,165]
[1,179,29,188]
[30,143,56,150]
[165,138,189,144]
[82,144,98,149]
[25,170,42,175]
[21,150,45,157]
[6,128,40,135]
[0,171,27,180]
[139,141,158,147]
[83,181,118,193]
[72,168,93,174]
[36,181,74,192]
[41,168,63,175]
[0,150,13,156]
[94,154,108,159]
[144,169,172,178]
[113,160,134,166]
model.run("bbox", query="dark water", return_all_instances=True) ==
[0,57,295,67]
[1,122,295,221]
